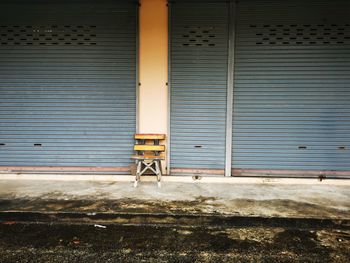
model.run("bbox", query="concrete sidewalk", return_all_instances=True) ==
[0,179,349,220]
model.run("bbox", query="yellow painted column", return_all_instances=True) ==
[139,0,168,172]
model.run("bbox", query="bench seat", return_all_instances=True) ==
[131,154,165,160]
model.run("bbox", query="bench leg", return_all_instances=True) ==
[155,160,162,188]
[134,160,142,188]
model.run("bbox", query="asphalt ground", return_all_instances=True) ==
[0,221,349,263]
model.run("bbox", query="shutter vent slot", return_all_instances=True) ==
[181,26,217,47]
[252,24,350,45]
[0,25,98,46]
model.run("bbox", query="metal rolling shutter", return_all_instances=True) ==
[170,0,229,172]
[0,0,137,169]
[232,0,350,172]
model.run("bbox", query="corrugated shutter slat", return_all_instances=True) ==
[232,0,350,171]
[170,1,229,170]
[0,0,136,168]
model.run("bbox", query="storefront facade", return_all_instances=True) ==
[0,0,349,178]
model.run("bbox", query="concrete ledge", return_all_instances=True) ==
[1,211,348,230]
[0,173,349,185]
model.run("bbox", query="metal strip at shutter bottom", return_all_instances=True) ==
[170,0,229,175]
[232,0,350,176]
[0,0,137,172]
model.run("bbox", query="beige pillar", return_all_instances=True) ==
[139,0,168,172]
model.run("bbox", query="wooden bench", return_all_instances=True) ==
[131,134,166,187]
